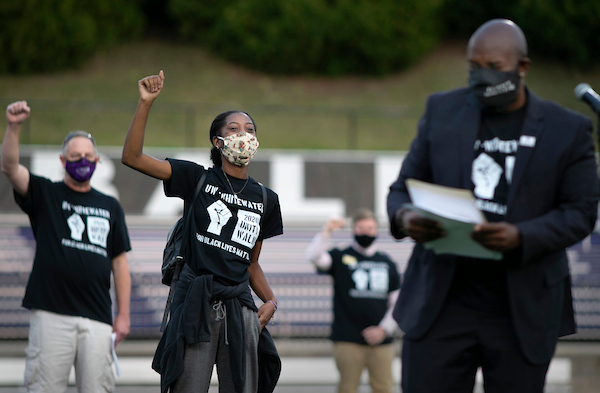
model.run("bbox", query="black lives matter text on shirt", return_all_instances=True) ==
[325,247,401,345]
[165,159,283,286]
[15,175,131,325]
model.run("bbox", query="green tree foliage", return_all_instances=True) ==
[442,0,600,67]
[168,0,444,76]
[0,0,144,73]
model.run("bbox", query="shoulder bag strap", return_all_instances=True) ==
[259,182,267,214]
[179,171,208,260]
[161,171,208,332]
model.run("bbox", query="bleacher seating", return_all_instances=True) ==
[1,219,599,341]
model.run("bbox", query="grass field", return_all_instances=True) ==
[0,38,599,150]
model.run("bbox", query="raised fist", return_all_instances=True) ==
[6,101,31,124]
[324,217,346,234]
[138,70,165,103]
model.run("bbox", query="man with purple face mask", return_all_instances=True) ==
[62,132,98,183]
[1,102,132,393]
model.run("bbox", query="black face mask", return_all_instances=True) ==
[469,68,521,111]
[354,234,376,248]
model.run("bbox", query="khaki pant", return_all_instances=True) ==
[25,309,114,393]
[334,341,395,393]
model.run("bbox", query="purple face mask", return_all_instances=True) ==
[65,158,96,182]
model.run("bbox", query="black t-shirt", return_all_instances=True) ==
[450,105,527,317]
[15,174,131,325]
[472,105,526,221]
[164,159,283,285]
[324,247,400,345]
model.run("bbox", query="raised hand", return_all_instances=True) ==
[6,101,31,125]
[138,70,165,103]
[324,217,346,234]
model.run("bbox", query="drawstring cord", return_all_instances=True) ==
[213,300,229,345]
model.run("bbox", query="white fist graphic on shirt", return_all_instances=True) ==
[206,200,233,236]
[472,153,503,199]
[67,213,85,241]
[352,269,369,291]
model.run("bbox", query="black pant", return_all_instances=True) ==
[401,299,550,393]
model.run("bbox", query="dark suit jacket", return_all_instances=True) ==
[387,87,599,365]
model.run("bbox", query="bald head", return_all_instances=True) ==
[467,19,531,112]
[468,19,528,62]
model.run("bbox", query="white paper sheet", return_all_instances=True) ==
[111,332,121,377]
[405,179,502,260]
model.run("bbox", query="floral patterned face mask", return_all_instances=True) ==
[217,132,259,166]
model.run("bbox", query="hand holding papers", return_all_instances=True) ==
[405,179,502,260]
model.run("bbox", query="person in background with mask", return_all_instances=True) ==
[387,19,600,393]
[306,209,400,393]
[1,102,132,393]
[122,71,283,393]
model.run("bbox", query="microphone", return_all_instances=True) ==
[574,83,600,113]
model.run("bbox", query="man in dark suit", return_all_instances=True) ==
[387,19,600,393]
